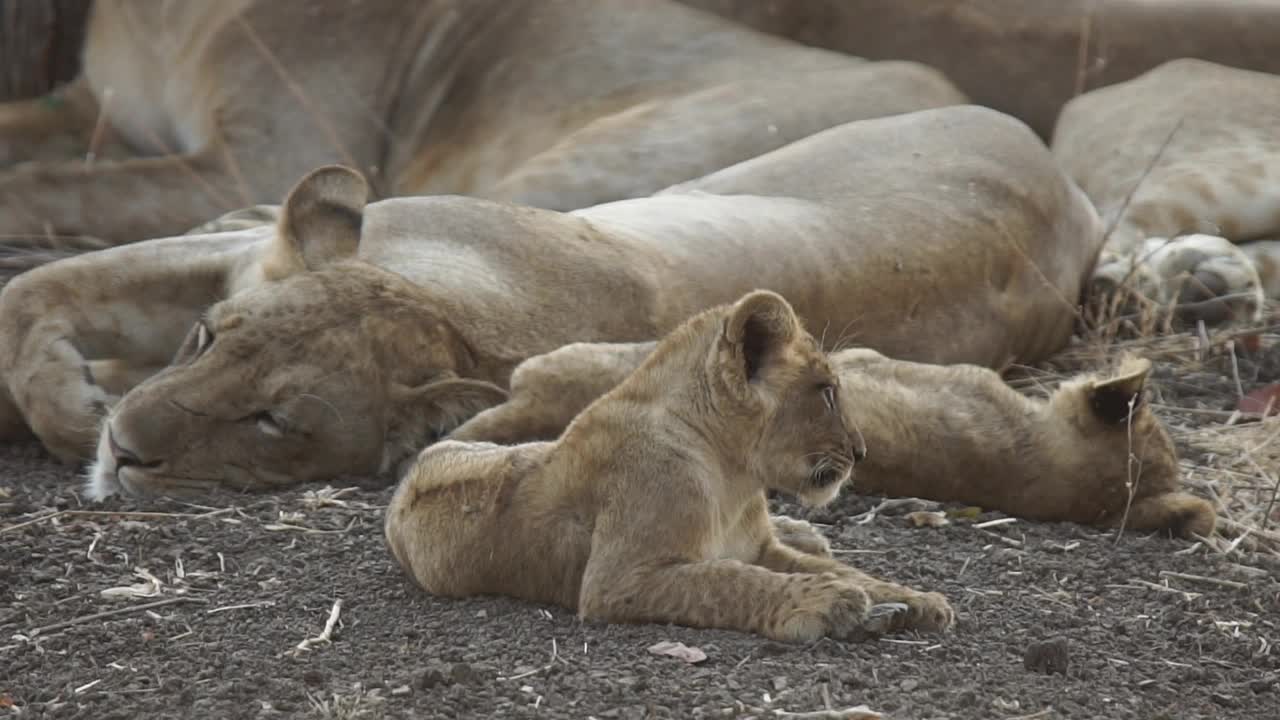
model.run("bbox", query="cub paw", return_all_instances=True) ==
[776,573,870,643]
[771,515,832,558]
[901,591,955,633]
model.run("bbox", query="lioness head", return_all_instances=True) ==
[87,167,507,500]
[669,290,861,507]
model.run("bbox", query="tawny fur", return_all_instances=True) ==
[450,345,1215,539]
[0,0,966,274]
[0,106,1102,498]
[384,291,954,642]
[1052,59,1280,322]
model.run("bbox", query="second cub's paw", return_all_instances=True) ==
[899,591,955,633]
[771,515,832,558]
[776,573,870,643]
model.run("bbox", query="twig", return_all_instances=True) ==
[500,638,561,681]
[294,599,343,654]
[973,518,1017,529]
[206,601,275,615]
[28,597,205,636]
[1158,571,1247,591]
[0,510,65,534]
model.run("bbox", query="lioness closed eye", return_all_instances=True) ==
[384,290,954,642]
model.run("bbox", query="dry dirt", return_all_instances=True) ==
[2,335,1279,720]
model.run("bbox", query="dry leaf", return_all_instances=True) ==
[647,640,707,664]
[1239,383,1280,416]
[906,510,950,528]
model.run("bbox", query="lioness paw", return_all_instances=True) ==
[1092,235,1264,325]
[776,573,871,643]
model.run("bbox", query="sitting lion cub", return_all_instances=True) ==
[385,291,954,642]
[447,343,1215,540]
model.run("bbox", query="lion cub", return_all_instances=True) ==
[385,291,954,642]
[448,344,1214,539]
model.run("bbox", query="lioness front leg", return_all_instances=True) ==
[0,79,128,169]
[755,538,954,634]
[0,151,247,256]
[0,232,267,460]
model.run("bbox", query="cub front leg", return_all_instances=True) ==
[770,515,833,558]
[756,538,954,634]
[0,232,268,461]
[580,557,875,644]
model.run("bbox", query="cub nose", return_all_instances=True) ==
[108,428,150,468]
[850,426,867,463]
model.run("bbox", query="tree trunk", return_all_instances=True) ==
[0,0,92,102]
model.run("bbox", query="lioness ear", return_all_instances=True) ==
[722,290,799,381]
[1088,356,1152,424]
[266,165,368,278]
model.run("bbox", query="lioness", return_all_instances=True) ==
[450,343,1214,539]
[384,290,955,642]
[0,106,1101,498]
[1052,59,1280,322]
[0,0,964,279]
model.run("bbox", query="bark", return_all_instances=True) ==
[0,0,91,102]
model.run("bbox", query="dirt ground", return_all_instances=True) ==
[3,328,1280,720]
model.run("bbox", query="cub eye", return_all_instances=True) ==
[195,322,214,356]
[819,383,838,411]
[254,411,286,438]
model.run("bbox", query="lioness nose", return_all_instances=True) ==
[108,428,147,468]
[850,426,867,463]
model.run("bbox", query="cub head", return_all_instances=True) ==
[700,290,860,507]
[87,166,507,500]
[1048,354,1214,537]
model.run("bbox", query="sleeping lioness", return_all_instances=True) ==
[0,106,1101,498]
[0,0,964,276]
[448,344,1215,539]
[384,290,954,641]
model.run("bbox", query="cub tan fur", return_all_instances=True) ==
[384,291,954,642]
[451,346,1214,539]
[0,106,1101,497]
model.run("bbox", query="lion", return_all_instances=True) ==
[384,290,955,642]
[449,345,1215,539]
[0,0,965,280]
[0,106,1102,499]
[1052,59,1280,324]
[685,3,1280,320]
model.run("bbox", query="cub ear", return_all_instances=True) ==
[1088,356,1152,424]
[266,165,369,278]
[722,290,800,381]
[392,377,511,438]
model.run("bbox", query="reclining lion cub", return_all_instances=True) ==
[0,106,1101,499]
[450,344,1214,539]
[385,291,954,641]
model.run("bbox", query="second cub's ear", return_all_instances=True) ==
[723,290,800,381]
[1089,355,1152,424]
[267,165,369,278]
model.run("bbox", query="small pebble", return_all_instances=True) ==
[1023,636,1069,675]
